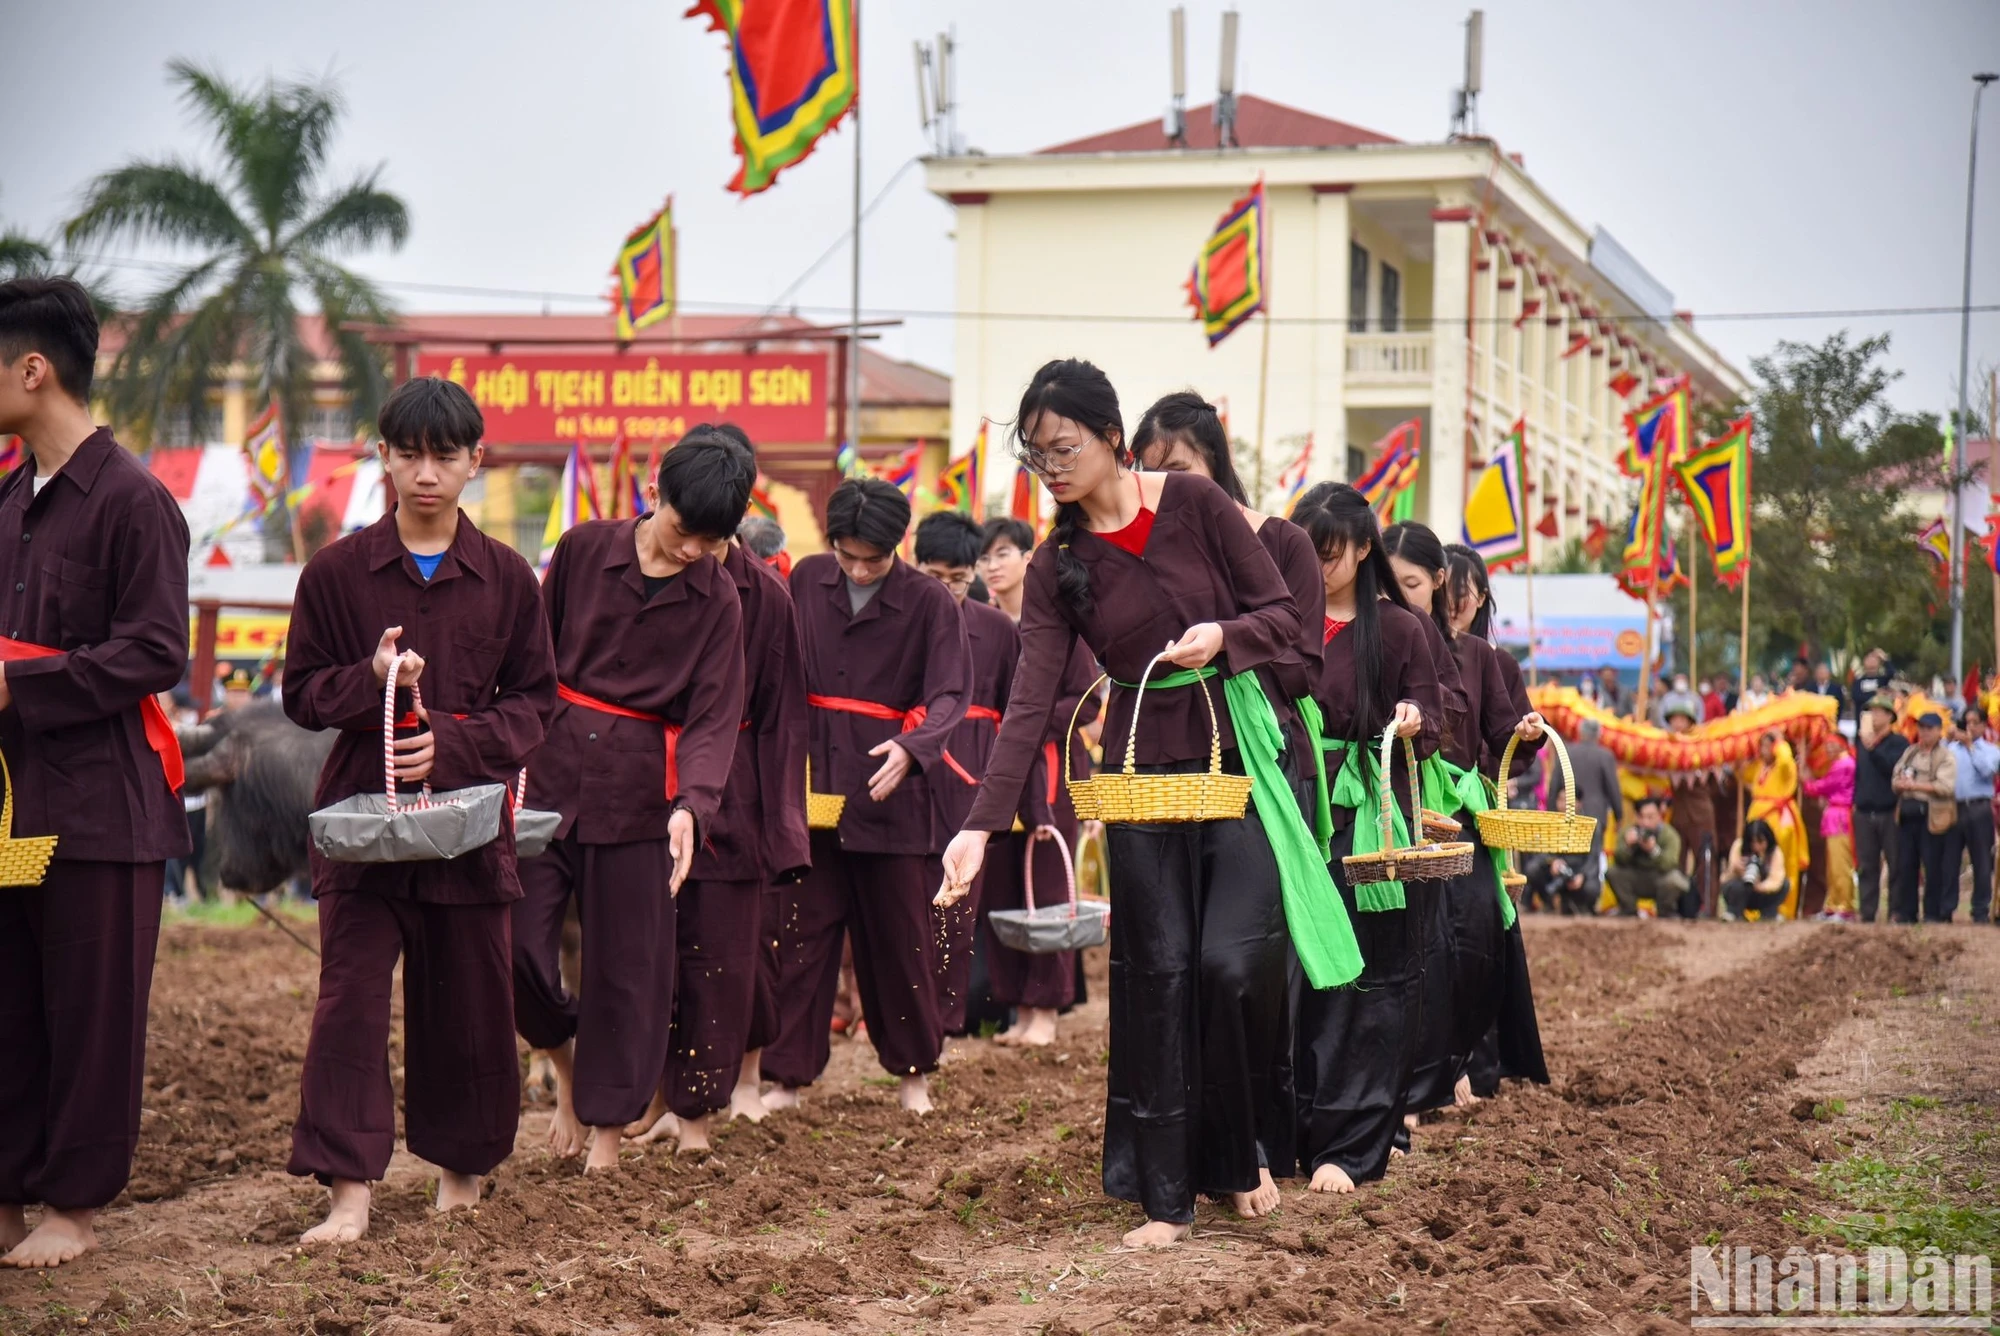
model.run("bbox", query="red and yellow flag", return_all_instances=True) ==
[687,0,857,196]
[1186,177,1267,347]
[613,202,675,340]
[1673,415,1752,587]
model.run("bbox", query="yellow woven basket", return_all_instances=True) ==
[1475,721,1599,854]
[1341,727,1476,885]
[804,757,846,831]
[0,752,58,887]
[1065,654,1252,824]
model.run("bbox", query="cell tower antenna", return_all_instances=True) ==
[1165,7,1187,146]
[1215,9,1239,149]
[1451,10,1484,139]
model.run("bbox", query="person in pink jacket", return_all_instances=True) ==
[1804,741,1857,921]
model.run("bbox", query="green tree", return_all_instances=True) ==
[65,60,407,559]
[1663,332,1960,686]
[0,228,53,281]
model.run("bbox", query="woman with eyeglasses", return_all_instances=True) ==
[935,358,1362,1249]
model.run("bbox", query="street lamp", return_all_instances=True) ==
[1949,72,1997,684]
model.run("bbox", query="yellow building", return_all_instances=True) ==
[925,94,1748,538]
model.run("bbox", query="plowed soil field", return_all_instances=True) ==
[2,914,1993,1335]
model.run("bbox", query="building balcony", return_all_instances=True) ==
[1344,331,1433,407]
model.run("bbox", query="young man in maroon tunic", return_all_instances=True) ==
[767,478,971,1114]
[514,429,748,1172]
[626,428,810,1152]
[0,278,191,1269]
[284,377,557,1243]
[913,512,1017,1035]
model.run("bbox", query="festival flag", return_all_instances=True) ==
[1673,414,1753,587]
[1185,177,1268,347]
[748,473,779,521]
[1535,504,1560,539]
[1273,433,1313,516]
[835,440,860,478]
[1010,463,1044,536]
[1918,517,1952,566]
[1354,420,1421,521]
[1462,419,1530,570]
[1621,380,1688,477]
[243,403,286,505]
[1512,297,1542,330]
[1619,470,1663,591]
[539,444,601,572]
[1620,530,1686,598]
[0,436,20,475]
[1561,332,1591,359]
[937,422,985,518]
[1608,370,1641,399]
[687,0,857,196]
[612,202,675,340]
[606,436,648,519]
[1582,515,1609,558]
[877,443,921,499]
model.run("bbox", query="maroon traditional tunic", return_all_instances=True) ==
[284,509,556,1184]
[1314,601,1445,817]
[670,542,811,1119]
[1453,635,1541,779]
[0,429,190,1212]
[1256,514,1325,706]
[965,472,1299,833]
[285,511,558,904]
[513,517,744,1129]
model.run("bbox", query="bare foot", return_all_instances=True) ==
[435,1171,481,1211]
[676,1113,713,1155]
[1403,1112,1420,1131]
[727,1081,768,1123]
[626,1106,679,1146]
[899,1074,933,1115]
[623,1087,668,1139]
[300,1180,370,1245]
[524,1050,557,1104]
[762,1085,802,1111]
[583,1128,624,1174]
[1230,1168,1281,1218]
[2,1209,96,1268]
[1453,1074,1480,1108]
[992,1020,1029,1047]
[543,1044,585,1157]
[1015,1007,1058,1047]
[1388,1146,1406,1159]
[0,1205,24,1253]
[1308,1163,1356,1194]
[1121,1219,1191,1249]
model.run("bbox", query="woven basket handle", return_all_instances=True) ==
[1021,824,1078,917]
[1493,718,1574,818]
[1066,674,1111,788]
[1372,724,1425,855]
[514,768,528,814]
[1124,652,1224,779]
[381,648,435,815]
[0,749,13,839]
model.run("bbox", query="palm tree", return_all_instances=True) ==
[0,229,54,281]
[65,60,408,559]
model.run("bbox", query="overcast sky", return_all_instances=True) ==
[6,0,1998,419]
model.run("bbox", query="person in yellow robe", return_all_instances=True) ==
[1743,729,1809,918]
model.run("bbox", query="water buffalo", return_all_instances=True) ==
[179,702,334,896]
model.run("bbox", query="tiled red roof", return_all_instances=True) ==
[1038,93,1398,155]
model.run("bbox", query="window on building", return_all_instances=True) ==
[1346,445,1367,481]
[1348,243,1370,333]
[155,404,224,447]
[302,402,356,442]
[1379,264,1402,333]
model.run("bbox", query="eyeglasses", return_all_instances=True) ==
[928,570,975,591]
[1020,439,1093,476]
[831,543,893,567]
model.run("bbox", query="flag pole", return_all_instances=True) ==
[846,12,863,461]
[1253,310,1273,505]
[1524,420,1538,686]
[1687,504,1698,688]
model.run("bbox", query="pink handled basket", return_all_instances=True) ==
[510,768,562,859]
[986,826,1110,954]
[307,648,509,863]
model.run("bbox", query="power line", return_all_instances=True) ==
[47,250,2000,329]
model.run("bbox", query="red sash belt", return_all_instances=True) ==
[0,635,183,792]
[558,683,681,800]
[807,693,927,730]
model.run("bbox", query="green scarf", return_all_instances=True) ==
[1321,738,1410,911]
[1112,667,1361,989]
[1437,758,1518,929]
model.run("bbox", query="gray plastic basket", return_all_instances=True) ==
[987,826,1109,954]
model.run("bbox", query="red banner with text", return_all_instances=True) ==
[420,352,828,447]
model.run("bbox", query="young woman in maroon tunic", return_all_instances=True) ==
[1286,484,1444,1194]
[937,359,1318,1249]
[1131,392,1323,705]
[1444,544,1550,1094]
[1382,524,1542,1117]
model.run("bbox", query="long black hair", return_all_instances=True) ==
[1131,391,1247,505]
[1742,818,1777,858]
[1443,542,1496,639]
[1012,358,1128,615]
[1381,521,1453,644]
[1293,482,1406,745]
